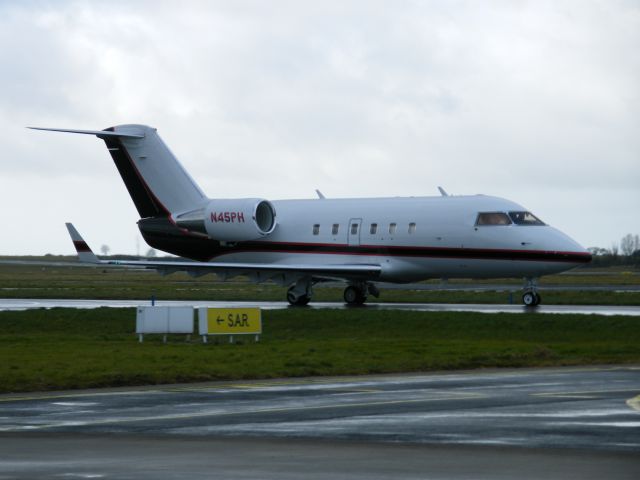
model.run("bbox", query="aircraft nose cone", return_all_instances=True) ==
[551,228,591,264]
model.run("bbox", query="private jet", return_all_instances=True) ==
[30,125,592,306]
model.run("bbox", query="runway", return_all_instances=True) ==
[1,366,639,478]
[1,298,639,315]
[1,435,637,480]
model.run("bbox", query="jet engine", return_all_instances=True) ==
[174,199,276,242]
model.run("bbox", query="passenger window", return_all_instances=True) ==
[389,223,397,235]
[408,222,416,234]
[508,211,545,226]
[312,224,320,235]
[332,224,339,235]
[370,223,377,235]
[476,212,511,226]
[350,223,359,235]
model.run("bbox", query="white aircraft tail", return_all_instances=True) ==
[30,125,207,218]
[65,222,100,263]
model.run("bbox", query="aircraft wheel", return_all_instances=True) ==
[522,291,540,307]
[344,285,367,305]
[534,292,542,306]
[287,287,311,306]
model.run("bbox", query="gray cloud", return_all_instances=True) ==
[0,0,638,254]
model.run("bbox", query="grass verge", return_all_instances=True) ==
[1,265,640,305]
[1,308,639,393]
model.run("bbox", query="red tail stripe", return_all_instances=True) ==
[73,240,92,253]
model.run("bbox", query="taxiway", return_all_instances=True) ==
[1,366,638,478]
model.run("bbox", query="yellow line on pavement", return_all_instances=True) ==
[626,395,640,412]
[533,388,639,399]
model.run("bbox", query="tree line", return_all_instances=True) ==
[588,233,640,267]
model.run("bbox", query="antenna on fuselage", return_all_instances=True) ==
[315,189,326,199]
[437,186,449,197]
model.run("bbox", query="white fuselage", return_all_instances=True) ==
[209,194,589,282]
[32,124,590,292]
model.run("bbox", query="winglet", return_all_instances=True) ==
[65,223,101,263]
[315,189,326,199]
[437,186,449,197]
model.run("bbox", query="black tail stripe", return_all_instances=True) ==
[72,240,91,253]
[101,130,170,218]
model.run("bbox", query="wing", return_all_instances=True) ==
[65,223,382,285]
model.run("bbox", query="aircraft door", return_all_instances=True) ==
[348,218,362,246]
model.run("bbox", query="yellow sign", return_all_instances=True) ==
[205,308,262,335]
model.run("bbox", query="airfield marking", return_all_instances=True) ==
[1,391,486,432]
[626,395,640,412]
[532,388,640,400]
[0,366,626,403]
[0,390,165,403]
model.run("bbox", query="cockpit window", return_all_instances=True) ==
[508,211,545,226]
[476,212,511,226]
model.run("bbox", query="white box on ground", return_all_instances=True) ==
[136,306,194,334]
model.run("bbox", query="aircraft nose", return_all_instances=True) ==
[550,227,592,264]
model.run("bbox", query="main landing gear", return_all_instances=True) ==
[287,288,312,306]
[286,277,313,306]
[522,278,541,307]
[343,282,379,306]
[343,285,366,305]
[287,279,381,307]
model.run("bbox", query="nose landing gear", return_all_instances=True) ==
[522,290,541,306]
[522,278,541,306]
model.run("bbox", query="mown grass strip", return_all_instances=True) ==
[1,264,639,305]
[1,308,639,393]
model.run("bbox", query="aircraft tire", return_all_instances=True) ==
[287,288,311,306]
[344,285,367,305]
[522,291,540,307]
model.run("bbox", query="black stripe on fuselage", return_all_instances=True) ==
[101,129,168,218]
[137,217,591,264]
[220,242,592,263]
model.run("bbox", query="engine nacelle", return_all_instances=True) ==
[175,198,276,242]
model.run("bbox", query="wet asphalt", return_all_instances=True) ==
[1,298,639,315]
[0,366,639,479]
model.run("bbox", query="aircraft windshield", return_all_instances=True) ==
[476,212,511,226]
[508,211,545,226]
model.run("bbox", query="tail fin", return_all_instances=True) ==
[30,125,207,218]
[65,223,100,263]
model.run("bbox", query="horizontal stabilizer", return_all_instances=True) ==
[28,127,144,139]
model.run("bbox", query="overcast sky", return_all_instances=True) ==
[1,0,638,255]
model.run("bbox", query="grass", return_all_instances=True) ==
[1,307,638,393]
[1,264,639,305]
